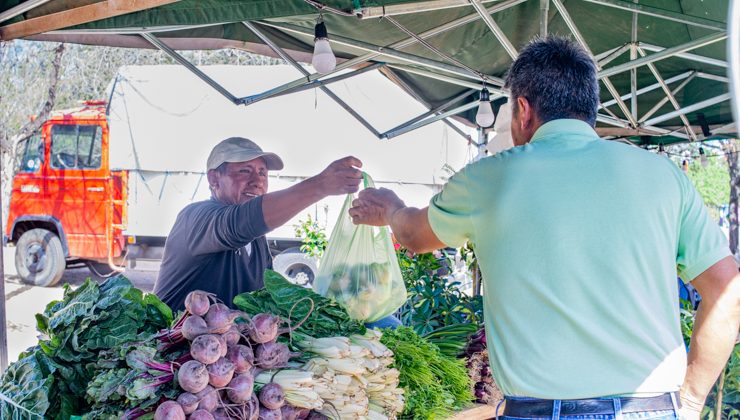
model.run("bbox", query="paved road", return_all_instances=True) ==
[2,246,159,364]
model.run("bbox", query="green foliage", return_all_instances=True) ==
[380,326,473,419]
[686,158,730,210]
[234,270,366,338]
[396,248,482,336]
[0,275,172,419]
[294,214,327,258]
[680,300,740,420]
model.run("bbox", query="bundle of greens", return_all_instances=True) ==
[0,276,172,420]
[234,270,366,338]
[380,326,473,419]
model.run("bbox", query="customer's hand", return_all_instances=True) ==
[679,392,704,420]
[349,187,405,226]
[678,406,701,420]
[314,156,363,196]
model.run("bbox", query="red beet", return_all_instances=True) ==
[177,360,209,394]
[190,334,224,365]
[259,383,285,410]
[189,409,215,420]
[255,342,291,369]
[226,373,254,404]
[226,344,254,374]
[176,392,199,414]
[185,291,212,317]
[207,357,235,388]
[154,400,185,420]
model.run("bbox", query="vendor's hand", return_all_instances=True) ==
[315,156,363,196]
[349,188,405,226]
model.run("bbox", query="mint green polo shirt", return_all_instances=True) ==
[428,119,730,398]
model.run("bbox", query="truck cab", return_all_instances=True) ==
[6,101,126,286]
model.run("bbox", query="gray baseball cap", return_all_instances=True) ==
[207,137,284,171]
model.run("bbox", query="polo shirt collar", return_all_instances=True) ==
[529,119,597,144]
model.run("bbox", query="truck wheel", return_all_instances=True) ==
[273,250,318,287]
[15,228,66,287]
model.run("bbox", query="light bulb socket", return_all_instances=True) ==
[314,21,329,40]
[699,146,706,156]
[479,87,490,102]
[658,143,665,153]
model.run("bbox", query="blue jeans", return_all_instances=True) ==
[364,315,402,329]
[499,396,680,420]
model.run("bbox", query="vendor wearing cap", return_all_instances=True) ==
[154,137,362,310]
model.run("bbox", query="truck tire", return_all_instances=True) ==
[15,228,66,287]
[273,250,318,287]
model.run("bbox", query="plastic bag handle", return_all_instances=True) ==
[361,171,374,190]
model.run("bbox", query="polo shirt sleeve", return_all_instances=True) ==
[427,167,475,248]
[676,173,731,282]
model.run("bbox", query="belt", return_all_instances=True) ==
[503,392,679,418]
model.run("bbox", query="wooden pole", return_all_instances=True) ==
[726,139,739,256]
[0,150,7,372]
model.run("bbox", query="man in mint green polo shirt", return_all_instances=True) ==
[349,36,739,420]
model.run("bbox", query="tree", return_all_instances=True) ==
[0,40,281,223]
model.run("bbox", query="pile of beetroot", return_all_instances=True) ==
[150,290,315,420]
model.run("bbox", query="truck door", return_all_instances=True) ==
[47,122,112,259]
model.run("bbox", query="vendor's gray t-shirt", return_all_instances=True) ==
[154,196,272,311]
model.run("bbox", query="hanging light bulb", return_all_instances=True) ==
[699,146,708,168]
[311,18,336,74]
[682,159,689,173]
[658,143,665,155]
[476,87,495,127]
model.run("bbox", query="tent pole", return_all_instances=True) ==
[355,0,499,18]
[638,47,697,140]
[243,21,382,138]
[260,21,503,85]
[275,63,383,97]
[638,72,697,123]
[386,63,504,93]
[579,0,726,31]
[384,89,476,134]
[241,0,525,106]
[630,2,638,120]
[141,33,242,105]
[697,72,729,84]
[602,71,693,107]
[469,0,518,59]
[0,0,52,24]
[730,0,740,129]
[0,152,7,372]
[384,101,479,139]
[540,0,549,36]
[639,43,727,68]
[598,32,727,79]
[596,43,631,65]
[643,93,732,127]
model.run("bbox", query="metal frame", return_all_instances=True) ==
[243,21,382,138]
[141,33,243,105]
[579,0,726,31]
[730,0,740,130]
[469,0,518,59]
[0,0,52,24]
[241,0,526,106]
[599,32,728,79]
[638,47,697,140]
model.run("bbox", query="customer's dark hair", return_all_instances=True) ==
[504,36,599,126]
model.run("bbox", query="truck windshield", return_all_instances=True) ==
[50,124,102,170]
[15,132,44,173]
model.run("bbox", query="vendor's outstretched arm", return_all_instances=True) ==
[262,156,362,230]
[681,256,740,417]
[348,187,445,253]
